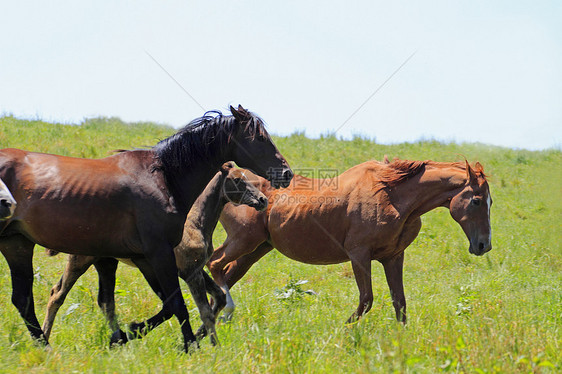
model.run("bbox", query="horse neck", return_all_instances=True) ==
[156,129,234,214]
[184,173,226,240]
[392,165,466,218]
[177,161,226,214]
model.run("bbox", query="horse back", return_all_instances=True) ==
[0,148,181,257]
[258,164,403,264]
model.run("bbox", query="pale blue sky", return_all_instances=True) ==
[1,1,560,150]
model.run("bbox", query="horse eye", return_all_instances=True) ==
[471,198,481,206]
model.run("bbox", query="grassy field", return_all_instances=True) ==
[0,115,560,373]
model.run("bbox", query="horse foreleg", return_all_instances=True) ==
[223,242,273,288]
[382,252,406,323]
[142,248,197,352]
[201,270,226,318]
[381,218,420,324]
[110,257,174,346]
[93,257,120,335]
[185,271,219,346]
[347,248,373,323]
[0,235,47,344]
[191,270,227,340]
[42,254,98,340]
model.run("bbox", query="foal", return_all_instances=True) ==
[42,163,267,345]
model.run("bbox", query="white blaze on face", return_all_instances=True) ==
[0,178,17,216]
[0,179,11,199]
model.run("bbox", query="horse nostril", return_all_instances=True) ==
[478,242,485,251]
[283,169,294,181]
[1,199,11,209]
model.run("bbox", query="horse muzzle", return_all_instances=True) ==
[0,198,16,221]
[270,169,293,189]
[248,196,268,211]
[469,240,492,256]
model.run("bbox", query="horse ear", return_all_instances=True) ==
[465,160,478,183]
[230,105,245,122]
[220,162,234,175]
[474,162,483,173]
[221,161,234,169]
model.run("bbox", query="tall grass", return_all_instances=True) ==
[0,116,560,372]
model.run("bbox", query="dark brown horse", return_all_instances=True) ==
[41,163,268,346]
[0,178,16,221]
[208,159,492,323]
[0,105,293,350]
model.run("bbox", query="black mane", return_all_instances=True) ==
[152,109,268,206]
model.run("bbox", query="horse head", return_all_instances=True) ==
[448,161,492,256]
[220,162,268,211]
[228,105,293,189]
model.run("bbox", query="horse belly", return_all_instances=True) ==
[16,201,139,257]
[268,209,349,265]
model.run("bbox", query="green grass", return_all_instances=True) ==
[0,115,560,373]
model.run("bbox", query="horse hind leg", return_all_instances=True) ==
[42,254,98,340]
[0,235,47,345]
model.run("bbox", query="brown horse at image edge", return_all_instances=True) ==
[209,158,492,323]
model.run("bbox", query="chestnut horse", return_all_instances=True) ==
[41,163,268,346]
[0,105,293,350]
[208,159,492,323]
[0,178,16,221]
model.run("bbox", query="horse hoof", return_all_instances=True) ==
[195,325,208,339]
[127,322,147,340]
[219,311,234,323]
[185,340,200,354]
[110,329,129,347]
[209,333,220,347]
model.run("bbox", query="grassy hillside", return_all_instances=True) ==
[0,115,560,373]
